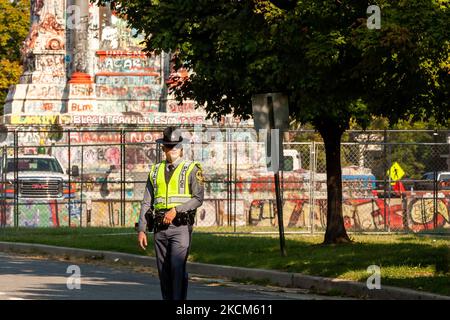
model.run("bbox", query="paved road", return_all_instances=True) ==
[0,253,345,300]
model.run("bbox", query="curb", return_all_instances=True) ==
[0,241,448,300]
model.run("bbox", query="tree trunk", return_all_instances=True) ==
[318,124,352,244]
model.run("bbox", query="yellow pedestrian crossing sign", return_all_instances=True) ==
[388,162,405,181]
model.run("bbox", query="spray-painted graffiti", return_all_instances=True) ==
[96,55,160,73]
[70,132,121,144]
[0,199,143,228]
[86,201,120,226]
[0,200,81,227]
[23,101,64,113]
[0,126,63,146]
[96,85,161,99]
[96,75,160,86]
[126,132,160,143]
[96,100,159,113]
[10,114,71,126]
[26,84,66,99]
[95,1,145,50]
[21,53,66,82]
[71,113,209,125]
[35,55,65,71]
[100,25,119,50]
[53,146,125,171]
[20,72,66,84]
[22,1,65,57]
[68,131,161,144]
[126,201,141,226]
[242,195,450,232]
[40,13,64,36]
[70,102,94,112]
[22,24,40,57]
[57,146,154,179]
[69,84,95,98]
[168,101,196,113]
[104,147,121,167]
[195,201,221,227]
[124,146,156,168]
[80,201,140,227]
[198,200,246,227]
[2,192,449,231]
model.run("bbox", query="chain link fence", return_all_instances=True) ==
[0,128,448,234]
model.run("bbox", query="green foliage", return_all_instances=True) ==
[0,0,29,113]
[101,0,449,128]
[95,0,449,242]
[0,59,23,106]
[0,0,29,60]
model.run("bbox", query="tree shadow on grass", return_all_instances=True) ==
[190,233,450,296]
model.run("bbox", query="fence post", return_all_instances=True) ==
[387,133,392,233]
[383,129,388,232]
[68,128,71,227]
[1,145,6,227]
[13,129,18,228]
[234,138,237,233]
[309,141,316,234]
[227,128,231,227]
[121,129,125,227]
[80,144,84,227]
[433,130,439,229]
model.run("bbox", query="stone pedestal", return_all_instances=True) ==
[2,0,222,128]
[4,0,67,124]
[67,72,97,115]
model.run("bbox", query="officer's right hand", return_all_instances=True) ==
[138,231,147,250]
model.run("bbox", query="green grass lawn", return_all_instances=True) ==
[0,227,449,296]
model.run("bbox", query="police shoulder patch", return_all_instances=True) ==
[195,167,205,185]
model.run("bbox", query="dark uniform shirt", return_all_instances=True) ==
[138,157,204,232]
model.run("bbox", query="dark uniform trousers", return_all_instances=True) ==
[154,223,193,300]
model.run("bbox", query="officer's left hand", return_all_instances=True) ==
[163,208,177,225]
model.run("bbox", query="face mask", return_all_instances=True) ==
[164,147,182,163]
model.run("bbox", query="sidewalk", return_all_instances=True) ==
[0,241,448,300]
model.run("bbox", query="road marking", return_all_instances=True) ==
[0,293,26,300]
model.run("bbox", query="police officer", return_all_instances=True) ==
[137,126,204,300]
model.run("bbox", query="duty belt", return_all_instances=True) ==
[153,210,195,232]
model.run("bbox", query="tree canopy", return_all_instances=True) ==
[100,0,449,243]
[104,0,448,124]
[0,0,29,112]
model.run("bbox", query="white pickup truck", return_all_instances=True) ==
[0,155,78,200]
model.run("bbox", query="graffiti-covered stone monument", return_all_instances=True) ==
[0,0,254,229]
[2,0,226,127]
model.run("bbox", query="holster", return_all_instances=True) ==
[177,210,196,226]
[153,211,168,233]
[145,209,155,232]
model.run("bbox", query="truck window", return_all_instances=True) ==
[282,155,294,171]
[421,173,433,180]
[6,158,63,173]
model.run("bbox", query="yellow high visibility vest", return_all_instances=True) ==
[149,160,200,210]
